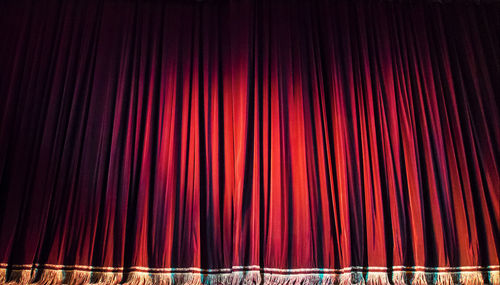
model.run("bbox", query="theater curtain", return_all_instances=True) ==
[0,0,499,284]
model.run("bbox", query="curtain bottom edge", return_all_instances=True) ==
[0,267,498,285]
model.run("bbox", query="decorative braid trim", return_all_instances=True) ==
[0,264,498,285]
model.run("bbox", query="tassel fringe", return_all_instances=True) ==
[365,273,388,285]
[339,273,365,285]
[91,272,122,285]
[122,272,152,285]
[320,274,338,285]
[459,272,483,285]
[392,271,406,285]
[433,273,452,285]
[263,273,329,285]
[33,270,62,285]
[202,273,232,285]
[489,271,499,285]
[411,272,427,285]
[0,268,499,284]
[65,270,91,285]
[1,268,6,284]
[233,272,260,285]
[5,270,32,285]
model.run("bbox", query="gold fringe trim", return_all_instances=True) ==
[201,273,229,285]
[3,270,32,285]
[433,273,452,285]
[0,268,6,284]
[489,271,499,285]
[263,273,334,285]
[326,274,340,285]
[155,274,175,285]
[411,272,428,285]
[365,273,388,285]
[392,271,407,285]
[232,271,260,285]
[65,270,90,285]
[33,269,62,285]
[91,272,122,285]
[339,272,365,285]
[459,272,483,285]
[122,272,152,285]
[1,268,500,284]
[320,274,338,285]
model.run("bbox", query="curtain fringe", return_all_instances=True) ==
[66,270,91,285]
[339,272,365,285]
[459,272,483,285]
[0,268,6,284]
[33,269,63,285]
[488,271,499,285]
[392,271,406,285]
[433,273,452,285]
[92,272,122,285]
[411,272,427,285]
[4,270,31,285]
[263,273,328,285]
[122,272,152,285]
[366,272,388,285]
[174,272,201,285]
[1,269,500,285]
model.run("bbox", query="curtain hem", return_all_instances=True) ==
[0,264,498,285]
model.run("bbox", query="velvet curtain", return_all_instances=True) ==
[0,0,499,284]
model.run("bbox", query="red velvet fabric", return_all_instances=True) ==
[0,0,498,278]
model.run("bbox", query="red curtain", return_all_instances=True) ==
[0,0,499,284]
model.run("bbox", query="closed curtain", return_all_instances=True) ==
[0,0,499,284]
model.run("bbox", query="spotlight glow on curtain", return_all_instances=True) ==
[0,0,499,284]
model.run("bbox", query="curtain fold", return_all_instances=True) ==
[0,0,499,284]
